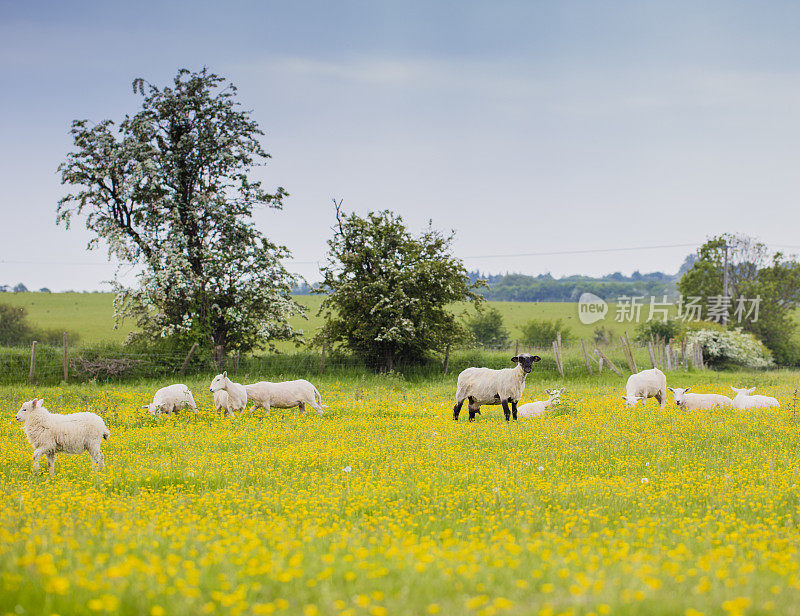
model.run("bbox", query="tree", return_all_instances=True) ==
[520,318,571,347]
[12,283,28,293]
[0,304,32,345]
[316,202,483,371]
[678,234,800,364]
[466,307,509,348]
[57,68,301,354]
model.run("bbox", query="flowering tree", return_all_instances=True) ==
[316,202,483,371]
[57,69,301,354]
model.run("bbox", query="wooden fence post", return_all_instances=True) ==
[552,340,564,377]
[594,348,622,377]
[580,339,593,374]
[443,343,450,375]
[63,332,69,382]
[666,340,674,371]
[28,340,37,383]
[179,342,199,375]
[320,341,327,374]
[623,332,638,373]
[647,341,658,368]
[514,340,520,357]
[233,351,240,374]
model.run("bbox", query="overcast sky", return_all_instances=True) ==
[2,0,800,290]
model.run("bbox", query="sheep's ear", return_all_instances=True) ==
[30,399,38,409]
[559,388,565,393]
[532,356,541,362]
[544,389,551,394]
[730,386,738,392]
[141,405,149,409]
[223,371,227,378]
[511,356,519,363]
[37,398,44,408]
[685,386,691,393]
[620,396,626,401]
[667,387,674,392]
[748,387,756,394]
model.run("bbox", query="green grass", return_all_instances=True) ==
[2,292,797,351]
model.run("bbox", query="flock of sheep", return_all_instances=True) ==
[13,356,781,475]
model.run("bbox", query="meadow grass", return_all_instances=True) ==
[2,370,800,615]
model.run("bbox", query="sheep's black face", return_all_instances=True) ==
[512,353,541,374]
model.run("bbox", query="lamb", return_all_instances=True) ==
[668,387,734,410]
[15,398,110,475]
[730,386,780,409]
[209,371,248,417]
[621,368,667,408]
[517,387,565,419]
[143,384,198,417]
[245,379,327,416]
[453,353,541,421]
[213,389,229,414]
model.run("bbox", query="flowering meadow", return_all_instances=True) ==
[2,371,800,616]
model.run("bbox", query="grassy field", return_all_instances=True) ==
[0,293,689,349]
[2,370,800,615]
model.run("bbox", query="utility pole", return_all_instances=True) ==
[722,240,729,325]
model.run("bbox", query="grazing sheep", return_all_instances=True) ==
[209,372,247,417]
[517,388,565,419]
[668,387,734,410]
[730,386,780,409]
[621,368,667,408]
[15,398,110,475]
[143,384,198,417]
[245,379,327,416]
[453,354,541,421]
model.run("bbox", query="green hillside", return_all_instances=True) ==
[1,292,794,349]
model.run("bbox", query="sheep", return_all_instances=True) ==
[517,388,565,419]
[730,386,780,409]
[209,371,248,417]
[143,384,198,417]
[668,386,734,410]
[245,379,327,416]
[621,368,667,408]
[453,353,541,421]
[15,398,110,475]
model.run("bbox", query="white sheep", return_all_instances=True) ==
[668,387,734,410]
[453,354,541,421]
[245,379,327,416]
[143,384,198,417]
[730,386,780,409]
[517,387,565,419]
[621,368,667,408]
[209,372,248,417]
[15,398,110,475]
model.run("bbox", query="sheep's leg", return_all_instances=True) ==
[46,452,56,476]
[453,398,465,421]
[511,399,518,421]
[468,398,480,422]
[298,402,306,415]
[501,399,511,422]
[32,447,48,472]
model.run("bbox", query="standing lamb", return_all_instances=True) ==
[245,379,327,416]
[621,368,667,408]
[209,372,248,417]
[453,354,541,421]
[143,384,198,417]
[15,398,110,475]
[517,387,565,419]
[730,386,780,409]
[668,387,734,410]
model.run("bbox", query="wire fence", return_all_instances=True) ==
[0,335,704,386]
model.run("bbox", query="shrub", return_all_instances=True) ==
[686,328,774,369]
[465,307,510,348]
[520,318,572,347]
[634,318,683,343]
[0,304,31,345]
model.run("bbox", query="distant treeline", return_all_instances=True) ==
[468,271,679,302]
